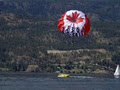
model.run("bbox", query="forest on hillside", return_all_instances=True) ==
[0,0,120,73]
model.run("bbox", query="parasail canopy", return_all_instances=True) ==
[57,10,90,37]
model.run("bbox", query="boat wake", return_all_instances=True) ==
[70,76,93,79]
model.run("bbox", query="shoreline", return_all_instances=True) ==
[0,71,114,78]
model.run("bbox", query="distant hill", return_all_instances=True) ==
[0,0,120,73]
[0,0,120,21]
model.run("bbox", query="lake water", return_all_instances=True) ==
[0,73,120,90]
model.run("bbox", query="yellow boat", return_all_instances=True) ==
[58,73,70,77]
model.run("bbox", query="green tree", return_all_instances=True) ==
[112,54,120,64]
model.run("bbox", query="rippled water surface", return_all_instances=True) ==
[0,73,120,90]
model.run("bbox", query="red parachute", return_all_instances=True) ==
[57,10,90,37]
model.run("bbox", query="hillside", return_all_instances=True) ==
[0,0,120,21]
[0,0,120,74]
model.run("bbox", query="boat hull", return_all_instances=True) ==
[58,73,70,77]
